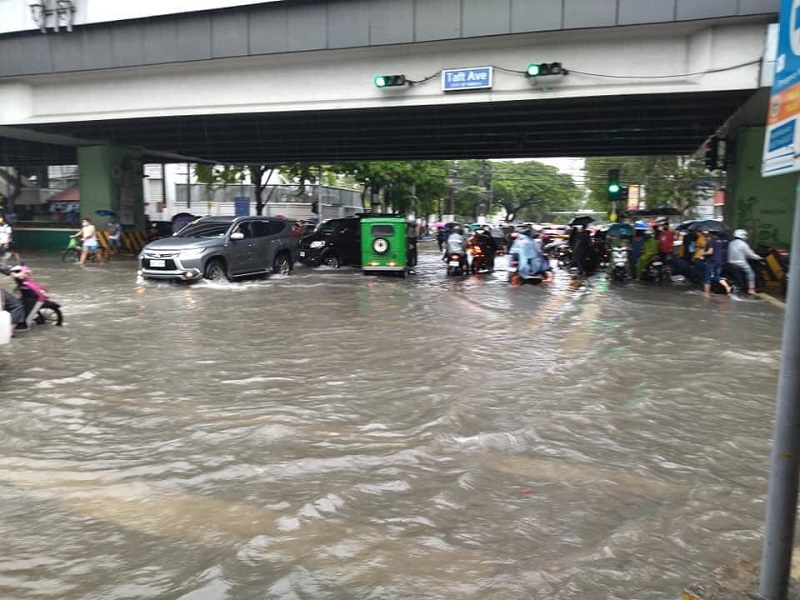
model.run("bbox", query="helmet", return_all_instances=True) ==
[452,225,463,234]
[733,229,748,240]
[10,265,30,278]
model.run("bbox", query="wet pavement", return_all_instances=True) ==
[0,242,788,599]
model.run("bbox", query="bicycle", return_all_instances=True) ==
[61,237,107,264]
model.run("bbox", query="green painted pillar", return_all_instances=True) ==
[725,127,798,249]
[77,146,145,232]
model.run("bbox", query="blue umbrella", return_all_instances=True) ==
[634,220,650,230]
[95,209,117,217]
[607,223,634,237]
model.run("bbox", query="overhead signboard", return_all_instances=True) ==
[442,67,493,92]
[762,0,800,177]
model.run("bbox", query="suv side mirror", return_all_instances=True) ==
[230,232,244,240]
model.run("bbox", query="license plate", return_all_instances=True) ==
[149,259,165,267]
[448,260,460,267]
[299,251,305,257]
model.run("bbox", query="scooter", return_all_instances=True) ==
[640,255,669,283]
[446,252,468,276]
[608,245,631,282]
[1,265,64,329]
[17,284,63,329]
[469,243,488,274]
[508,252,551,285]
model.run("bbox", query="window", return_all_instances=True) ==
[371,224,395,237]
[253,220,286,237]
[176,222,230,238]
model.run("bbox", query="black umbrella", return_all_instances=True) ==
[569,215,594,227]
[678,219,729,234]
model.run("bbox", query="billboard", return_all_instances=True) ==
[762,0,800,177]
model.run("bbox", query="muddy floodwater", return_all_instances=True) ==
[0,244,787,599]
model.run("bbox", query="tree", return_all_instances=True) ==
[487,160,581,222]
[584,156,723,214]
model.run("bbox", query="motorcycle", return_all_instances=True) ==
[17,284,63,329]
[608,245,631,282]
[446,252,468,276]
[546,241,571,269]
[469,243,488,274]
[640,255,669,283]
[1,265,64,330]
[507,252,552,285]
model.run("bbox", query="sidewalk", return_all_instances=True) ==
[684,556,800,599]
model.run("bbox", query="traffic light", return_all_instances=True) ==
[607,169,622,201]
[620,185,629,204]
[374,74,407,88]
[704,137,719,170]
[526,62,566,78]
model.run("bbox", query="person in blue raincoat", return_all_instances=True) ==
[510,229,551,281]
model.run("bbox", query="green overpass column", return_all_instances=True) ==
[725,127,798,250]
[77,146,145,232]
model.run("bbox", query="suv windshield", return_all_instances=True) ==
[175,222,232,238]
[316,220,338,234]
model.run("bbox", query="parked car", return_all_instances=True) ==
[138,216,296,282]
[298,216,361,268]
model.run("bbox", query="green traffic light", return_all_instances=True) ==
[374,75,388,88]
[608,183,620,193]
[526,63,541,77]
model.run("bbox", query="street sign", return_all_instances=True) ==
[441,66,493,91]
[762,0,800,177]
[234,196,250,216]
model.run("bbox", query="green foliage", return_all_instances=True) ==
[584,156,722,213]
[194,158,581,222]
[193,164,245,190]
[488,160,581,222]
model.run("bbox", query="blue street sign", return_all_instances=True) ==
[441,66,493,91]
[234,196,250,216]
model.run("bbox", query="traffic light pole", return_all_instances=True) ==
[759,176,800,600]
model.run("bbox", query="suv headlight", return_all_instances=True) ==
[179,247,206,259]
[309,240,326,249]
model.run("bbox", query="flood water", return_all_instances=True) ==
[0,243,787,599]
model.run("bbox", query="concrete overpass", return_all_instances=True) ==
[0,0,779,165]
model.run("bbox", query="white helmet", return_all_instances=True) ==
[733,229,748,240]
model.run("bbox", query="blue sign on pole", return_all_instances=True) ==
[441,66,493,91]
[234,196,250,216]
[762,0,800,176]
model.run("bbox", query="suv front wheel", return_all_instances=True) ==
[272,252,293,275]
[204,259,228,282]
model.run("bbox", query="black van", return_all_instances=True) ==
[298,217,361,268]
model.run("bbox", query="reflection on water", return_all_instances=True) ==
[0,246,784,599]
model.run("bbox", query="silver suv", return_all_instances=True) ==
[138,216,296,282]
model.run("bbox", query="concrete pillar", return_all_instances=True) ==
[725,127,797,249]
[77,146,145,232]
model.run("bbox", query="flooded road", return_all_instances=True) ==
[0,243,786,599]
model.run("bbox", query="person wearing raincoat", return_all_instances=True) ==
[635,231,659,279]
[509,229,551,282]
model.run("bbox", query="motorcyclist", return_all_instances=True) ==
[480,225,498,272]
[0,264,26,336]
[727,229,764,296]
[509,229,552,282]
[445,225,468,271]
[10,265,48,327]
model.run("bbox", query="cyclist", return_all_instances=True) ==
[72,217,104,266]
